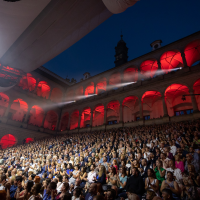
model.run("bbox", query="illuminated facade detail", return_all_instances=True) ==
[140,60,158,78]
[0,134,16,149]
[123,67,138,82]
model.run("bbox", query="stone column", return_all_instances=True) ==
[48,88,53,100]
[41,111,47,127]
[24,105,32,123]
[157,60,162,70]
[56,110,62,131]
[162,96,168,117]
[104,108,107,125]
[90,110,93,127]
[78,113,81,128]
[119,104,123,123]
[190,90,199,112]
[4,99,13,117]
[181,51,189,68]
[139,101,143,120]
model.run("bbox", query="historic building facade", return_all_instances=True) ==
[0,31,200,148]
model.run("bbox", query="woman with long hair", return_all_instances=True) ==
[154,160,165,187]
[95,165,106,184]
[56,182,70,200]
[28,183,42,200]
[106,167,117,186]
[145,168,160,196]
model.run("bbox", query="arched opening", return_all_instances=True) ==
[50,88,63,102]
[122,96,139,122]
[85,82,94,96]
[44,111,58,130]
[109,72,121,88]
[28,105,44,127]
[70,110,79,130]
[140,60,158,78]
[184,40,200,67]
[0,134,17,149]
[96,78,107,94]
[165,84,192,117]
[37,81,50,99]
[60,112,69,131]
[18,73,36,91]
[10,99,28,122]
[25,138,34,143]
[80,107,91,128]
[0,93,9,117]
[75,86,83,100]
[193,79,200,111]
[66,89,74,101]
[160,51,183,73]
[93,104,104,127]
[106,101,120,125]
[123,67,138,82]
[142,91,163,119]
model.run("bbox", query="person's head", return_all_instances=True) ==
[166,171,173,181]
[186,154,192,162]
[188,164,195,173]
[25,180,34,193]
[169,160,175,168]
[131,167,139,176]
[111,167,117,175]
[61,182,69,193]
[73,187,82,198]
[146,189,156,200]
[46,181,57,195]
[31,183,42,195]
[99,165,106,177]
[57,174,63,182]
[29,174,36,181]
[142,159,147,166]
[14,176,22,185]
[93,195,104,200]
[74,165,79,170]
[43,172,47,179]
[88,183,97,195]
[174,155,180,161]
[156,160,162,168]
[34,176,40,183]
[160,153,166,160]
[106,189,116,200]
[126,189,140,200]
[90,164,95,171]
[162,189,172,200]
[61,192,72,200]
[147,168,155,178]
[96,183,103,194]
[75,178,81,186]
[0,174,6,184]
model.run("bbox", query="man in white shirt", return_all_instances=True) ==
[87,164,96,183]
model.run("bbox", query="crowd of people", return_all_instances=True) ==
[0,119,200,200]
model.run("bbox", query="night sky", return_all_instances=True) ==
[43,0,200,82]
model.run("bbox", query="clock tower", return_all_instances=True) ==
[114,34,128,67]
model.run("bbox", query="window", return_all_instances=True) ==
[136,117,140,121]
[175,109,193,116]
[85,124,90,128]
[144,115,150,120]
[108,120,118,125]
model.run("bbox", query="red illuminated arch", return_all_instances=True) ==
[80,107,91,128]
[25,138,34,143]
[0,93,9,117]
[140,60,158,78]
[93,104,104,127]
[142,91,163,119]
[160,51,183,72]
[70,110,79,130]
[37,81,50,99]
[0,134,17,149]
[106,100,120,124]
[28,105,44,127]
[193,79,200,111]
[165,84,192,117]
[85,82,94,96]
[109,72,121,86]
[44,111,58,130]
[123,67,138,82]
[184,40,200,67]
[18,73,36,91]
[60,112,69,131]
[50,88,63,102]
[122,96,139,122]
[10,99,28,122]
[96,78,107,94]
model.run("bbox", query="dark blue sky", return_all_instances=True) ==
[43,0,200,82]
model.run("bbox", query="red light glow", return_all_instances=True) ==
[140,60,158,78]
[44,111,58,130]
[28,105,44,127]
[184,40,200,67]
[0,134,16,149]
[96,78,107,94]
[70,110,79,130]
[123,67,138,82]
[85,82,94,96]
[93,104,104,126]
[80,107,91,128]
[160,51,183,72]
[37,81,50,99]
[25,138,34,143]
[18,73,36,91]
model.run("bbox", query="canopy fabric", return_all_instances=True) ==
[160,51,183,72]
[142,91,161,108]
[140,60,158,78]
[165,84,189,98]
[184,40,200,67]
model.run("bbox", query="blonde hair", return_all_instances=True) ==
[99,165,106,178]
